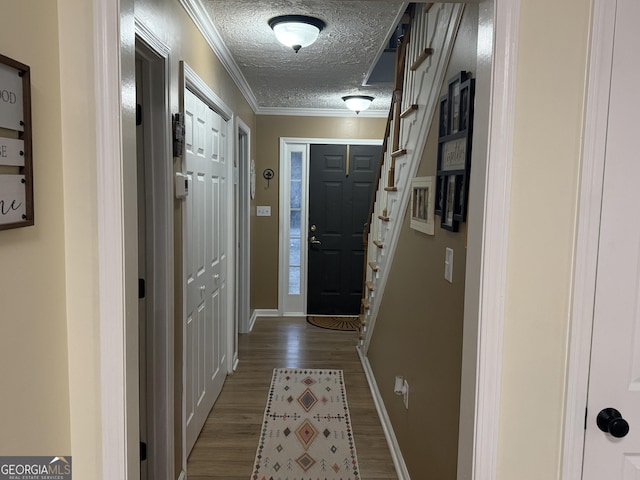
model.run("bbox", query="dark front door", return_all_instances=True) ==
[307,144,380,315]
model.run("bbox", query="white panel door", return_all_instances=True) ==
[184,88,228,454]
[583,0,640,477]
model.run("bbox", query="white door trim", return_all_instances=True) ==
[472,0,520,478]
[236,117,251,335]
[98,2,522,478]
[562,1,616,478]
[96,0,130,477]
[135,18,175,480]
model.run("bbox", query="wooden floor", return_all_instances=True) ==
[187,316,398,480]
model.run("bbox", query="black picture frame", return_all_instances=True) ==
[440,174,459,232]
[435,71,475,229]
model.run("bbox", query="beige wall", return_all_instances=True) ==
[366,6,478,479]
[497,0,591,478]
[0,0,71,456]
[58,0,103,476]
[252,116,386,310]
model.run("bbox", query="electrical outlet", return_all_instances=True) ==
[256,206,271,217]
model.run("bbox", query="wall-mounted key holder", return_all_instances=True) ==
[0,53,33,231]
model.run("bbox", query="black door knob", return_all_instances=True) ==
[597,408,630,438]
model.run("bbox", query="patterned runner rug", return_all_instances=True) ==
[251,368,360,480]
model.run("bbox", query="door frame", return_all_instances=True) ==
[134,20,175,480]
[562,1,616,477]
[236,118,251,336]
[278,137,382,316]
[100,1,524,478]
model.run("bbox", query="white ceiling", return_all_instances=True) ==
[191,0,410,116]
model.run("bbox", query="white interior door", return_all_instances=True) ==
[184,88,228,454]
[583,0,640,476]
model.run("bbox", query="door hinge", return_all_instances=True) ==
[138,278,146,299]
[140,441,147,461]
[136,103,142,126]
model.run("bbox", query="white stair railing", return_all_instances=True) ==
[360,3,464,352]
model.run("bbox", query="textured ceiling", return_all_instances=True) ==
[199,0,408,114]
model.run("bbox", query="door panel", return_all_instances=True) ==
[307,144,379,315]
[583,0,640,476]
[184,88,228,454]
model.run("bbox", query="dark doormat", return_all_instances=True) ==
[306,316,360,332]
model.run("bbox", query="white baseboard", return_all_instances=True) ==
[177,470,186,480]
[252,308,280,317]
[357,346,410,480]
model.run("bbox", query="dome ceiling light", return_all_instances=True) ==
[342,95,375,114]
[268,15,326,53]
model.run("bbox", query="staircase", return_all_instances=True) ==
[359,2,464,352]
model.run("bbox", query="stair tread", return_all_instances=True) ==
[378,215,390,222]
[391,148,407,158]
[366,281,374,291]
[400,104,419,118]
[384,186,398,192]
[373,240,383,249]
[362,298,370,309]
[368,261,379,272]
[411,48,434,71]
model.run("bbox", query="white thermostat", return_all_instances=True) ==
[175,172,189,199]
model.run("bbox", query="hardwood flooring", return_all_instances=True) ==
[187,316,398,480]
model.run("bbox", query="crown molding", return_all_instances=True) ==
[178,0,260,112]
[178,0,392,119]
[255,106,389,118]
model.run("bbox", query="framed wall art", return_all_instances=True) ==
[410,176,435,235]
[435,71,475,232]
[0,53,33,231]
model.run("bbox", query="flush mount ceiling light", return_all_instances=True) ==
[342,95,375,114]
[268,15,326,53]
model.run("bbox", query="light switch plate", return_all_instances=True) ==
[445,247,453,283]
[256,206,271,217]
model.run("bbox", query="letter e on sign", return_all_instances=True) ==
[0,138,25,167]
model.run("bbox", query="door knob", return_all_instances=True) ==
[310,224,317,232]
[309,236,321,245]
[597,408,630,438]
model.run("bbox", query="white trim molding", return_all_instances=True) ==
[472,0,520,478]
[257,106,389,118]
[96,0,128,477]
[562,1,616,478]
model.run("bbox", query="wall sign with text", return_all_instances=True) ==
[435,71,475,232]
[0,54,32,230]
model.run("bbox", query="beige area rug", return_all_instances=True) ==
[306,316,360,332]
[251,368,360,480]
